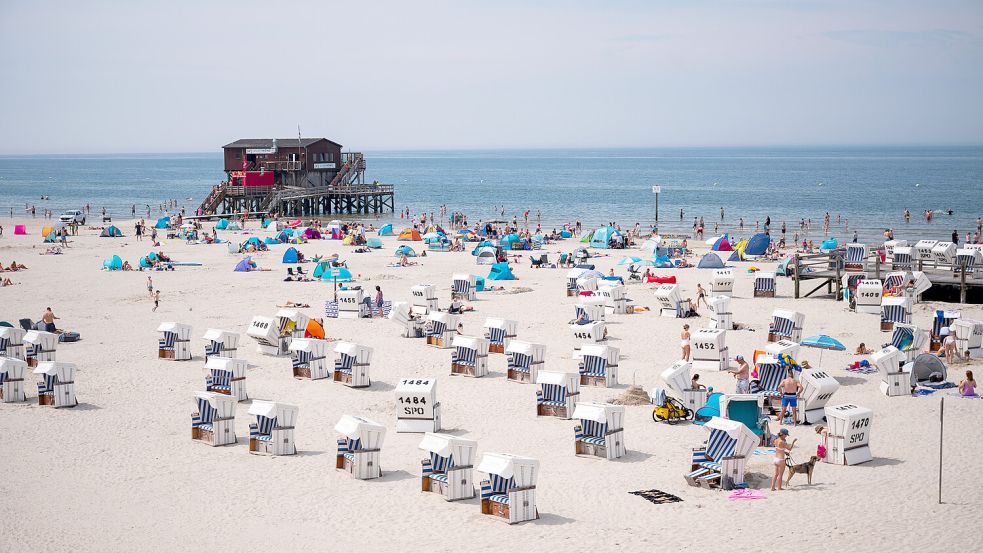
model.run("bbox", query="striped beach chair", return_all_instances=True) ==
[477,453,539,524]
[750,358,785,398]
[206,370,231,393]
[334,415,385,479]
[892,247,913,271]
[505,341,545,383]
[451,336,489,377]
[882,272,906,293]
[191,391,236,446]
[156,323,191,360]
[845,244,867,272]
[333,342,372,387]
[419,433,477,500]
[753,272,775,298]
[535,371,579,418]
[683,417,757,489]
[482,474,515,507]
[577,345,619,387]
[768,310,803,342]
[880,297,911,331]
[324,301,339,318]
[452,274,476,301]
[573,402,630,461]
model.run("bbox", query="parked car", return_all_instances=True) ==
[59,210,85,224]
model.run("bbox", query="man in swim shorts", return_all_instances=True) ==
[778,369,803,425]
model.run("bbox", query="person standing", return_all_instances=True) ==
[778,369,803,425]
[147,276,154,298]
[41,307,59,332]
[152,290,160,312]
[135,221,143,241]
[696,283,708,309]
[680,324,691,361]
[952,229,959,245]
[771,429,797,491]
[729,355,750,394]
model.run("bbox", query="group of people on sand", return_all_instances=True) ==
[0,260,27,286]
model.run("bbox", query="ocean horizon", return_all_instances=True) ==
[2,145,981,243]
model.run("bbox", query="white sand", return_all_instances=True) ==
[2,217,982,553]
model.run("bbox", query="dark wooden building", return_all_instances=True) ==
[198,136,393,217]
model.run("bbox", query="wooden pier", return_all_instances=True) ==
[792,250,983,304]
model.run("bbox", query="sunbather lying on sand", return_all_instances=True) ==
[278,301,311,308]
[1,277,16,286]
[448,300,473,314]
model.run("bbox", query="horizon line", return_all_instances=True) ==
[1,143,982,157]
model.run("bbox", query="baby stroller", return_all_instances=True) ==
[626,264,642,282]
[651,388,693,424]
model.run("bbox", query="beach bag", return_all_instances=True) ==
[816,444,827,460]
[59,332,80,343]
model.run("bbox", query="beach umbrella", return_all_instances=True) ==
[800,335,846,367]
[617,256,642,266]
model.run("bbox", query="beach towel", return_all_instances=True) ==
[628,489,683,505]
[728,489,767,501]
[845,365,877,375]
[914,389,936,396]
[752,448,776,456]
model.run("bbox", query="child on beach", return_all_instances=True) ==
[147,276,154,298]
[153,290,160,312]
[959,370,977,397]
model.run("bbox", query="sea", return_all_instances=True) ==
[1,146,981,243]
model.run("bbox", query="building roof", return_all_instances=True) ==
[223,138,342,149]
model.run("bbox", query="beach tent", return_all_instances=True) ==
[215,218,230,230]
[282,247,300,263]
[100,225,123,237]
[906,353,947,386]
[264,237,279,245]
[395,245,417,257]
[366,237,383,249]
[776,257,794,277]
[398,228,422,241]
[820,238,838,251]
[378,224,394,236]
[275,230,291,243]
[43,231,57,243]
[711,235,733,251]
[500,234,522,250]
[475,247,497,265]
[488,262,515,281]
[559,230,572,238]
[306,319,325,339]
[233,257,255,272]
[728,250,745,262]
[423,231,444,243]
[241,236,264,250]
[139,252,159,268]
[697,253,725,269]
[103,255,123,271]
[590,227,623,249]
[154,217,170,229]
[475,276,486,291]
[319,266,354,282]
[14,225,26,235]
[41,226,55,237]
[744,233,770,256]
[302,227,322,240]
[226,222,242,231]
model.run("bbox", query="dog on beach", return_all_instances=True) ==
[785,455,820,486]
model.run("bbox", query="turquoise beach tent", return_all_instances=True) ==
[100,225,123,237]
[776,257,794,277]
[155,217,170,229]
[475,276,486,291]
[487,262,515,280]
[500,234,522,250]
[366,237,383,249]
[559,230,572,238]
[215,218,229,230]
[241,236,263,250]
[820,238,838,251]
[378,224,394,236]
[276,230,291,242]
[103,255,123,270]
[319,266,354,282]
[139,251,159,268]
[43,231,57,243]
[590,227,623,249]
[264,237,279,245]
[744,233,770,256]
[395,245,417,257]
[282,247,300,263]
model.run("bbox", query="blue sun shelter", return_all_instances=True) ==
[103,255,123,270]
[590,226,623,249]
[500,234,522,251]
[241,236,264,250]
[728,250,744,262]
[43,231,57,243]
[697,252,725,269]
[744,233,771,256]
[395,245,417,257]
[276,230,291,243]
[264,237,279,245]
[378,224,394,236]
[282,247,300,263]
[100,225,123,237]
[139,251,159,268]
[319,266,354,282]
[366,237,383,249]
[487,262,515,280]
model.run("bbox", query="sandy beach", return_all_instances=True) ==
[2,217,982,553]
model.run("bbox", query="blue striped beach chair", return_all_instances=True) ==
[753,272,776,297]
[477,453,539,523]
[685,429,737,489]
[750,359,785,398]
[206,370,231,393]
[892,248,913,271]
[881,298,911,331]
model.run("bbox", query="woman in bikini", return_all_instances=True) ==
[680,324,691,361]
[771,428,797,491]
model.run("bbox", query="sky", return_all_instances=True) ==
[0,0,981,153]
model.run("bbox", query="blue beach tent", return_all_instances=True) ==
[276,230,291,243]
[215,218,230,230]
[103,255,123,270]
[155,217,171,229]
[282,247,300,263]
[366,237,383,249]
[744,233,771,256]
[139,252,159,268]
[233,257,255,272]
[264,237,279,245]
[378,224,394,236]
[487,262,515,280]
[697,253,725,269]
[100,225,123,237]
[590,227,623,249]
[395,245,417,257]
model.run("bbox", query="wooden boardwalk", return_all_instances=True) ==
[792,250,983,303]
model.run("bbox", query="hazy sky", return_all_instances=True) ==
[1,0,981,153]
